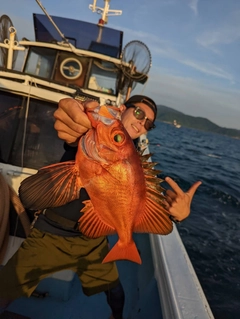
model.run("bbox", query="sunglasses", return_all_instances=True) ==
[126,104,156,131]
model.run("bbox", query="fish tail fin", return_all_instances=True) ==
[102,240,142,264]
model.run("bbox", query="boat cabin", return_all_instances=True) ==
[23,14,124,98]
[0,13,148,171]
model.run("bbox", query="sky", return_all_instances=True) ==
[1,0,240,129]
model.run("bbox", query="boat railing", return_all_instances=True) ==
[0,70,75,92]
[18,40,124,65]
[150,230,214,318]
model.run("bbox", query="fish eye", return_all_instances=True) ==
[114,134,124,143]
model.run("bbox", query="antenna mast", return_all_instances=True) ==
[89,0,122,26]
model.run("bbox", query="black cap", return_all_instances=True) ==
[124,95,157,121]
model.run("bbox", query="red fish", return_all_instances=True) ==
[19,105,173,264]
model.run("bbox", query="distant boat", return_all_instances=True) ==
[173,119,181,128]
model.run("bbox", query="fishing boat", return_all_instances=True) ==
[0,1,214,318]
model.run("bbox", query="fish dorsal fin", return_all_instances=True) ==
[79,200,116,238]
[19,161,82,210]
[134,157,173,235]
[139,152,152,162]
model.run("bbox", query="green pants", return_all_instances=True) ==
[0,228,119,299]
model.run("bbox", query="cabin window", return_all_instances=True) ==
[24,47,56,79]
[88,60,118,95]
[0,92,63,169]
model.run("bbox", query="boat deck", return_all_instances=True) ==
[5,233,162,319]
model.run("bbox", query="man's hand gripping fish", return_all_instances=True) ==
[19,104,173,264]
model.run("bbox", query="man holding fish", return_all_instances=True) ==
[0,95,201,319]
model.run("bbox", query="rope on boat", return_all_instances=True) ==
[0,173,31,264]
[21,79,32,167]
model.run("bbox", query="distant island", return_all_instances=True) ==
[156,104,240,139]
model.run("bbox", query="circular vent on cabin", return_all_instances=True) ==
[60,58,83,80]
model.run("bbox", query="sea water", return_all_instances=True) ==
[148,122,240,319]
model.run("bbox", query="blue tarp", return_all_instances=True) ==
[33,14,123,58]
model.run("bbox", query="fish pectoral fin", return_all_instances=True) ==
[19,161,82,210]
[78,200,116,238]
[133,194,173,235]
